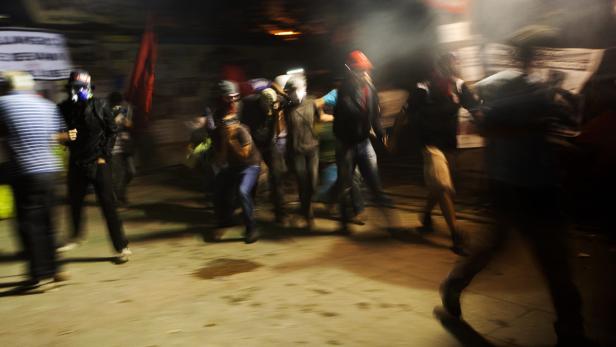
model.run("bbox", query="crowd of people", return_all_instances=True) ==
[0,29,605,346]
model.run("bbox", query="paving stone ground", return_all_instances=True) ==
[1,170,614,347]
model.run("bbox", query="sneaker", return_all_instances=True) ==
[56,240,82,253]
[115,248,132,263]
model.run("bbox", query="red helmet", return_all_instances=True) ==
[346,50,373,71]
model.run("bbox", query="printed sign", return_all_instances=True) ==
[0,29,72,80]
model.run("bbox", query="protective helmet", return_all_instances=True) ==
[68,69,91,87]
[346,50,373,71]
[68,69,92,102]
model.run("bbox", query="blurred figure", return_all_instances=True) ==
[315,88,365,223]
[569,67,616,233]
[185,106,215,195]
[0,71,70,290]
[58,70,131,263]
[108,92,135,206]
[240,87,288,224]
[333,50,392,233]
[437,29,598,347]
[211,80,262,243]
[407,53,479,255]
[284,76,320,229]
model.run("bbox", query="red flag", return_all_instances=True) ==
[126,19,157,129]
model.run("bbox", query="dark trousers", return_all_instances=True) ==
[261,143,286,219]
[336,139,390,226]
[291,150,319,219]
[68,162,128,252]
[214,165,260,231]
[443,181,584,338]
[111,153,135,203]
[11,173,58,280]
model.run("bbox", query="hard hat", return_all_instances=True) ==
[346,50,373,71]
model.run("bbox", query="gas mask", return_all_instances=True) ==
[70,85,92,103]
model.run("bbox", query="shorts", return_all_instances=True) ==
[423,145,454,193]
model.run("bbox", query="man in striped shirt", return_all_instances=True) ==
[0,71,72,290]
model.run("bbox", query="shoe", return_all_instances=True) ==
[56,241,80,253]
[115,248,132,263]
[53,272,70,282]
[450,232,468,256]
[348,212,366,225]
[244,228,260,244]
[440,281,462,319]
[417,215,434,233]
[17,277,57,293]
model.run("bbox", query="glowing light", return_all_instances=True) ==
[271,30,301,36]
[286,68,304,75]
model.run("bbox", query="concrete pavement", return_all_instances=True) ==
[1,169,614,347]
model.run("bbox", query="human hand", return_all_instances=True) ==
[68,129,77,141]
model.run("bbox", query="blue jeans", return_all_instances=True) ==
[336,139,390,225]
[214,165,260,231]
[316,163,365,215]
[291,150,319,219]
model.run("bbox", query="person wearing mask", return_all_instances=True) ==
[211,80,262,243]
[108,92,135,206]
[333,50,393,233]
[436,28,598,347]
[57,70,131,263]
[0,71,71,290]
[408,52,480,255]
[284,76,320,229]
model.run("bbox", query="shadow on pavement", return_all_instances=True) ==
[123,202,214,225]
[59,256,118,264]
[128,225,211,243]
[433,307,496,347]
[0,252,25,263]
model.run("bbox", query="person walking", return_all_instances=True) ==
[0,71,71,290]
[57,70,131,263]
[240,87,288,224]
[437,29,598,347]
[108,91,135,206]
[211,80,262,243]
[284,76,320,229]
[407,53,480,255]
[333,50,393,233]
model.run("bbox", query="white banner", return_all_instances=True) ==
[0,29,72,80]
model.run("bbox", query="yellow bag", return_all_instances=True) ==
[0,185,14,219]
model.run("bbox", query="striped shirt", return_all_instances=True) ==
[0,92,65,175]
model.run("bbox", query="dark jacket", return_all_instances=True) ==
[407,78,479,151]
[58,97,117,165]
[333,77,384,144]
[285,97,320,154]
[239,94,272,149]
